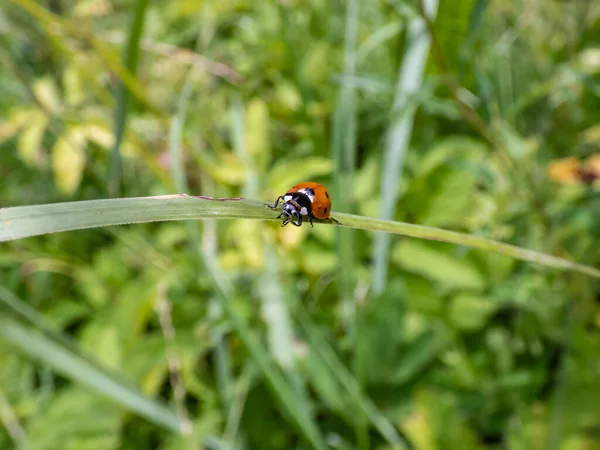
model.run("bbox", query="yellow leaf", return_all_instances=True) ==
[17,111,48,168]
[0,108,36,144]
[63,64,85,107]
[228,221,263,268]
[212,153,247,185]
[266,157,333,196]
[246,98,270,157]
[274,80,302,113]
[32,77,62,114]
[52,128,87,195]
[402,391,437,450]
[73,0,113,17]
[80,123,114,148]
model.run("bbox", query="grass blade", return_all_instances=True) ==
[332,0,359,314]
[296,308,409,449]
[0,385,27,450]
[167,72,326,448]
[109,0,151,196]
[371,0,439,294]
[0,317,186,433]
[0,196,267,242]
[1,197,598,279]
[331,0,364,445]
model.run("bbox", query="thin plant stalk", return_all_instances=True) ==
[168,70,327,449]
[332,0,360,323]
[109,0,151,196]
[331,0,365,446]
[1,198,599,279]
[372,0,439,294]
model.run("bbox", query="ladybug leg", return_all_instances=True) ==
[308,215,314,228]
[329,217,341,225]
[265,196,284,210]
[280,216,290,227]
[291,211,302,227]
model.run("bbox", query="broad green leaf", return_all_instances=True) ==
[449,294,499,330]
[393,240,486,290]
[405,136,490,228]
[80,323,123,370]
[496,122,539,160]
[419,168,479,228]
[299,242,337,275]
[390,327,449,384]
[404,275,443,315]
[403,390,483,450]
[26,388,123,450]
[355,289,407,384]
[300,42,331,88]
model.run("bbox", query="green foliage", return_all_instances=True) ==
[1,0,600,449]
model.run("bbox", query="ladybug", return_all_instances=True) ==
[265,182,340,227]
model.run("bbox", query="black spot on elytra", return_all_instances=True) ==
[324,207,327,213]
[325,192,329,198]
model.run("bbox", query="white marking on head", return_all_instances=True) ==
[298,188,315,202]
[300,207,308,216]
[283,195,292,202]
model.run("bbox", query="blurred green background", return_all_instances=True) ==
[1,0,600,449]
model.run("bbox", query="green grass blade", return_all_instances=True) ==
[0,385,27,450]
[296,308,409,449]
[169,62,238,444]
[371,0,439,294]
[0,317,186,433]
[335,212,600,278]
[223,305,327,450]
[167,75,326,448]
[1,197,598,279]
[109,0,151,196]
[0,196,267,242]
[331,0,360,331]
[331,0,364,445]
[332,0,359,311]
[230,97,260,198]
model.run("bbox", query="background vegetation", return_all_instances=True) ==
[1,0,600,449]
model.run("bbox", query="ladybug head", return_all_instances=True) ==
[281,201,302,227]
